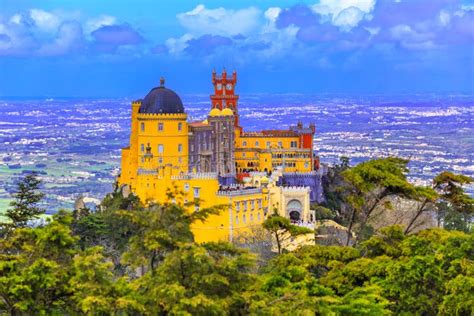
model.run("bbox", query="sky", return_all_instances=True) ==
[0,0,473,97]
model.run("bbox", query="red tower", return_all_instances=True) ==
[210,69,240,127]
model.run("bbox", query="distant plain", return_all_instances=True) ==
[0,94,472,215]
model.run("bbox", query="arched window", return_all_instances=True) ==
[178,122,182,131]
[243,214,246,223]
[255,141,259,147]
[242,141,247,147]
[178,144,183,152]
[140,122,145,132]
[158,144,164,153]
[158,123,164,131]
[235,216,239,224]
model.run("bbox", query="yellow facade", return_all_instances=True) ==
[119,97,268,243]
[118,76,316,243]
[234,132,313,173]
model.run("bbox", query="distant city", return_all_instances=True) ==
[0,94,473,215]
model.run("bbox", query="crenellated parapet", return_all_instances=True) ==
[137,112,187,121]
[283,171,320,177]
[281,186,311,193]
[191,172,218,179]
[137,168,160,176]
[217,187,262,196]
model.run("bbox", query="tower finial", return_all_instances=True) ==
[160,76,165,87]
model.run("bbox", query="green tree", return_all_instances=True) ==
[434,171,474,232]
[404,186,439,234]
[135,242,255,315]
[341,158,416,245]
[4,173,45,228]
[263,214,313,254]
[121,201,222,272]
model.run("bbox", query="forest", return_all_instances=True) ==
[0,158,472,315]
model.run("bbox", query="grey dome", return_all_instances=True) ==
[139,79,184,114]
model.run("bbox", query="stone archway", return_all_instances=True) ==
[287,199,303,221]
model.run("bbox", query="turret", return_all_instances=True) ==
[210,69,240,128]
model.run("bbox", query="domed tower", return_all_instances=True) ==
[120,77,188,187]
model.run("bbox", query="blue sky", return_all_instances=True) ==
[0,0,473,97]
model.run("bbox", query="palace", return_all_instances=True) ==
[118,70,320,242]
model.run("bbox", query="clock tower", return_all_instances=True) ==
[210,68,240,127]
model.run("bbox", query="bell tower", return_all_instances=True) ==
[210,68,240,127]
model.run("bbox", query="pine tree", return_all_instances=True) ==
[5,173,45,228]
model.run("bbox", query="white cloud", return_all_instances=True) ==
[85,15,117,34]
[177,4,261,36]
[333,7,366,30]
[438,10,450,26]
[9,14,22,25]
[29,9,61,31]
[312,0,375,29]
[165,33,193,55]
[38,21,83,56]
[390,24,436,50]
[264,7,281,24]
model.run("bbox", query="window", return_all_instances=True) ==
[140,144,145,152]
[257,213,261,221]
[235,202,240,212]
[278,141,282,148]
[178,144,183,152]
[250,214,254,222]
[243,201,247,211]
[158,123,164,131]
[250,200,255,210]
[266,141,270,148]
[178,122,182,131]
[184,183,190,191]
[242,153,246,157]
[257,199,262,208]
[159,157,163,163]
[291,141,297,148]
[140,122,145,132]
[193,187,200,198]
[194,204,200,212]
[243,214,246,223]
[235,216,239,224]
[305,162,309,169]
[158,144,164,154]
[255,141,259,147]
[242,141,247,147]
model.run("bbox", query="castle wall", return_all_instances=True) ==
[278,171,325,203]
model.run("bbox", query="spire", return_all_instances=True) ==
[160,76,165,87]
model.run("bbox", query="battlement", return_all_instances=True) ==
[137,168,159,176]
[171,172,218,180]
[217,187,261,196]
[132,100,142,106]
[281,186,311,193]
[212,68,237,83]
[283,171,320,177]
[137,113,187,120]
[241,130,298,138]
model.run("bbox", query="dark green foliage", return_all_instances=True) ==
[434,171,474,233]
[5,173,45,228]
[263,214,313,254]
[1,162,473,315]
